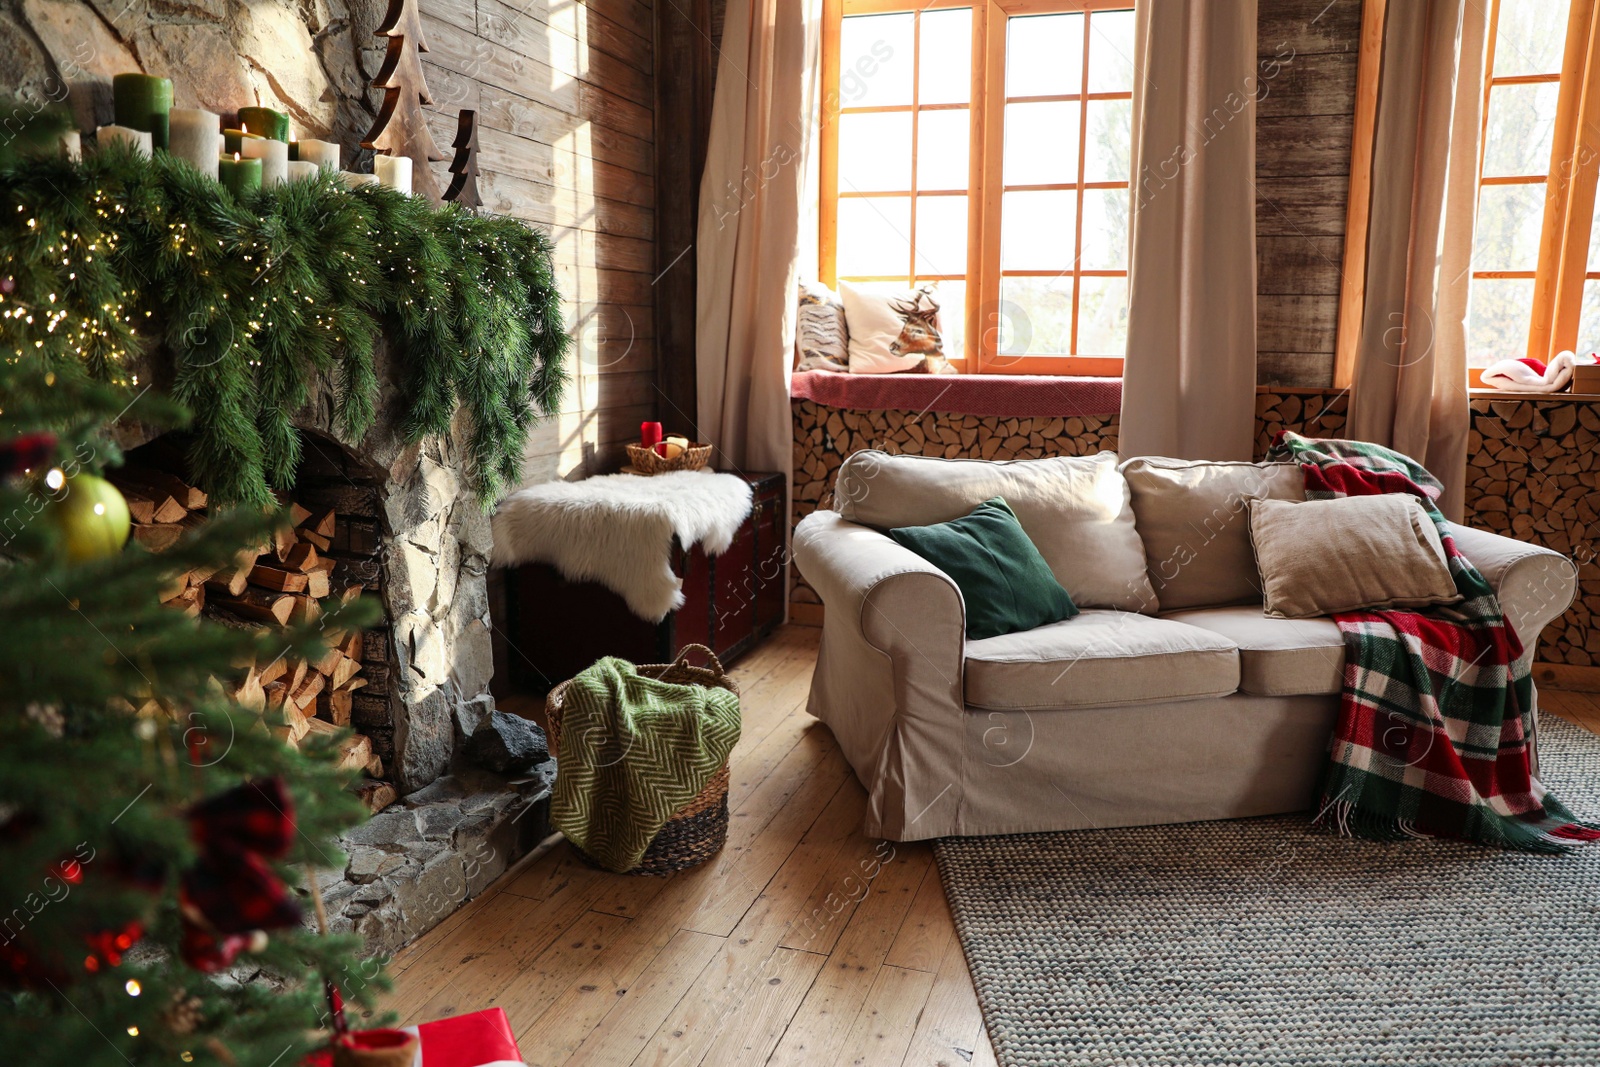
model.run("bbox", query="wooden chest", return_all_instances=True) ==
[500,471,786,693]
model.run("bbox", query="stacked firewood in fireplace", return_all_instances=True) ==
[111,456,396,813]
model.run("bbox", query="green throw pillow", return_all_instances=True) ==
[889,497,1078,640]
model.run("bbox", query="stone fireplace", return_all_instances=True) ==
[116,339,553,952]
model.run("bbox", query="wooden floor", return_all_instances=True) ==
[379,625,1600,1067]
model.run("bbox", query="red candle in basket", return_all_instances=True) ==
[640,421,663,449]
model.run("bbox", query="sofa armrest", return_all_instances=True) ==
[1445,522,1578,646]
[793,510,968,839]
[794,510,965,647]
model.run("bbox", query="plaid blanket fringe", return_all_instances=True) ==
[1267,432,1600,853]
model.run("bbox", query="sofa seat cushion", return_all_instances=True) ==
[1163,606,1345,696]
[964,610,1240,711]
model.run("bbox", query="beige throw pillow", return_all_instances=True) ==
[1247,495,1460,619]
[835,451,1157,612]
[839,282,945,374]
[1121,457,1304,611]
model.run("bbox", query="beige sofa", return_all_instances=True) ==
[793,451,1579,842]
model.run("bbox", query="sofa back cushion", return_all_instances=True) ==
[1121,458,1304,611]
[835,450,1156,611]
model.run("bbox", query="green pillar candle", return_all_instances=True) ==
[218,154,262,200]
[238,106,290,142]
[223,128,263,154]
[112,74,173,150]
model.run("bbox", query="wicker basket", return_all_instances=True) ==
[624,441,714,475]
[545,644,738,876]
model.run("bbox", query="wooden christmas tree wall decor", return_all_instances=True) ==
[443,110,481,209]
[362,0,446,201]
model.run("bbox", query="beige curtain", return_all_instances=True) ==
[1346,0,1488,521]
[1119,0,1258,462]
[696,0,821,475]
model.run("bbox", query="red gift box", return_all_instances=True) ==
[307,1008,524,1067]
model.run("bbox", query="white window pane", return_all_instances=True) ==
[1003,102,1079,186]
[1076,275,1128,356]
[917,110,971,191]
[1085,9,1136,94]
[1079,188,1128,270]
[837,196,912,277]
[1482,82,1559,178]
[919,8,972,105]
[839,112,912,192]
[997,276,1074,358]
[924,279,966,360]
[915,196,968,276]
[1001,190,1076,271]
[1473,183,1546,271]
[1082,98,1132,182]
[1467,278,1536,366]
[841,13,914,108]
[1491,0,1570,78]
[1580,280,1600,356]
[1007,13,1083,98]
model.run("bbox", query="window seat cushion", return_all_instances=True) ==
[790,370,1121,418]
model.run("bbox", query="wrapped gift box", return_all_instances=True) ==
[306,1007,524,1067]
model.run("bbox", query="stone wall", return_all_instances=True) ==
[792,391,1598,673]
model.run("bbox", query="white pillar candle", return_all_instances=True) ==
[374,154,412,195]
[241,136,289,187]
[59,130,81,162]
[97,125,151,157]
[338,171,378,189]
[296,139,340,169]
[285,160,319,182]
[168,109,221,180]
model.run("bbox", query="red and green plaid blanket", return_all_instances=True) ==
[1267,432,1600,852]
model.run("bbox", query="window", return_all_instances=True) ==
[1468,0,1600,367]
[820,0,1136,375]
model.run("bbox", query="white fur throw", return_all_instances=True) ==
[491,470,754,621]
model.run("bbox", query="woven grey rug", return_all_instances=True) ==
[935,716,1600,1067]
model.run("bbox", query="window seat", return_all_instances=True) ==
[790,371,1122,418]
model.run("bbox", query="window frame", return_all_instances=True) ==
[820,0,1134,376]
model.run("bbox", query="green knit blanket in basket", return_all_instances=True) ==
[551,657,741,872]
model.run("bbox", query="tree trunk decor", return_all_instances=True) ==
[362,0,447,202]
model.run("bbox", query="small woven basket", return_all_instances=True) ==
[546,644,738,876]
[625,442,713,475]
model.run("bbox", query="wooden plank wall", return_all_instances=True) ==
[1255,0,1363,387]
[420,0,660,482]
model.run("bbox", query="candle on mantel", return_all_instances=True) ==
[237,106,290,142]
[374,154,412,194]
[168,108,221,180]
[285,160,319,182]
[296,139,339,170]
[218,152,262,200]
[59,131,81,162]
[97,125,151,157]
[338,171,378,189]
[241,136,289,187]
[223,128,263,155]
[111,73,172,149]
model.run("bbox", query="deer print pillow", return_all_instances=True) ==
[839,281,953,375]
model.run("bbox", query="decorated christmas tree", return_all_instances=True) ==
[1,106,386,1066]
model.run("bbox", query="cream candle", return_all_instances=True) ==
[285,160,319,182]
[168,108,221,180]
[97,125,151,157]
[223,128,263,155]
[338,171,378,189]
[296,139,340,170]
[241,137,289,187]
[374,154,412,194]
[218,153,262,200]
[59,130,81,162]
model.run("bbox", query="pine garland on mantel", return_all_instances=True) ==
[0,145,569,507]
